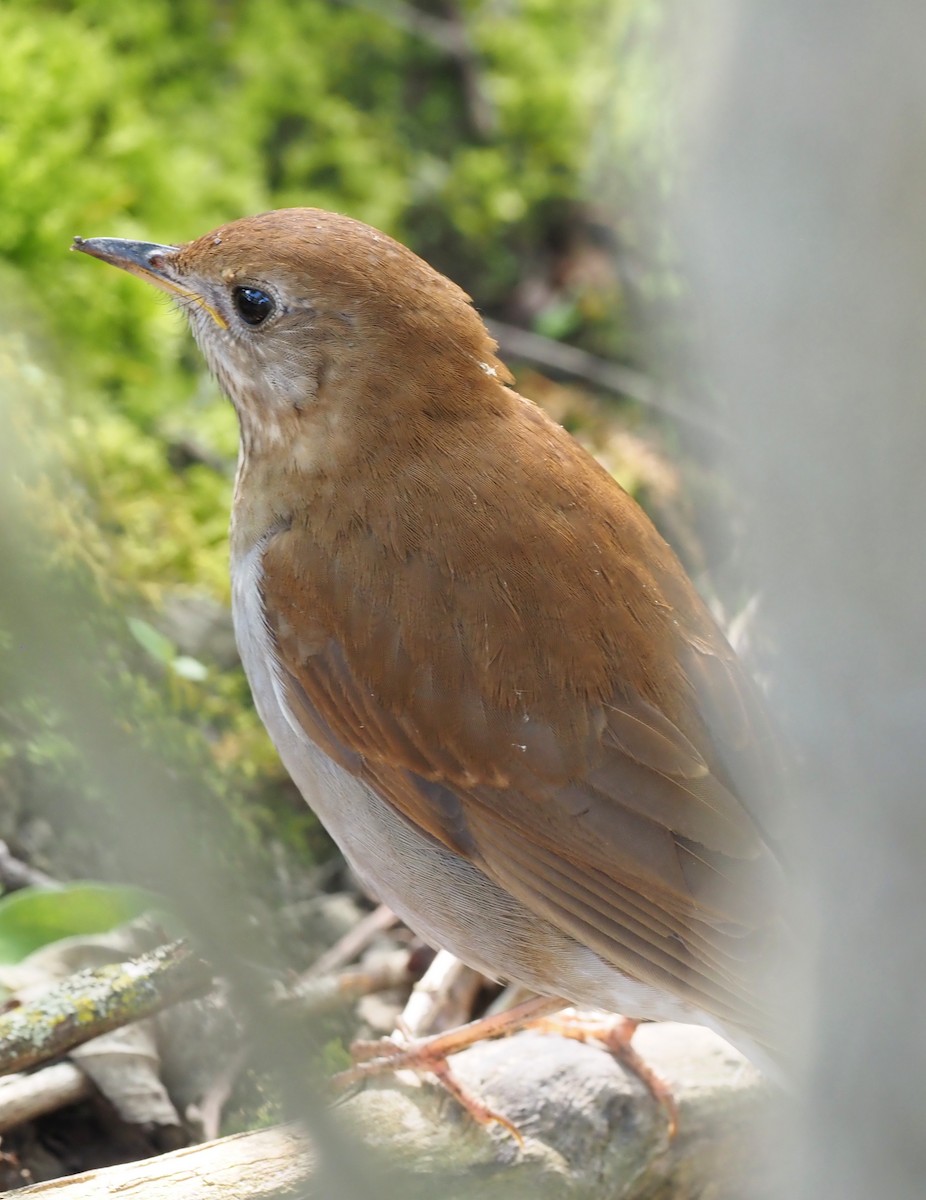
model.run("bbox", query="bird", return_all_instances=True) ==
[73,209,788,1127]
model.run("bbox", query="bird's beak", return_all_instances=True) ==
[71,236,229,330]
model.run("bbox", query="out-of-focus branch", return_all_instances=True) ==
[682,3,926,1198]
[299,902,397,981]
[0,840,60,893]
[277,948,414,1017]
[335,0,497,137]
[486,319,722,439]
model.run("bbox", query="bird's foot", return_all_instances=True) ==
[332,998,678,1141]
[330,993,565,1142]
[530,1009,679,1138]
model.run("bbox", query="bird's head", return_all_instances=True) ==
[73,208,510,460]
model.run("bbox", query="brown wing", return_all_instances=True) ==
[258,397,787,1039]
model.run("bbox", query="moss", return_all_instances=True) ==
[0,328,308,889]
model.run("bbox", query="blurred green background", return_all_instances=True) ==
[0,0,677,895]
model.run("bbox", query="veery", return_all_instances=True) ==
[74,210,786,1093]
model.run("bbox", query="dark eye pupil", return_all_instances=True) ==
[233,286,274,326]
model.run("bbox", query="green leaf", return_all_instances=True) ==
[0,883,161,964]
[127,616,176,665]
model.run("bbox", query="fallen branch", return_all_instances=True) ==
[0,941,212,1076]
[0,1062,92,1132]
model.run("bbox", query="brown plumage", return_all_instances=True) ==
[74,209,788,1069]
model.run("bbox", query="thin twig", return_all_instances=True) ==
[197,1044,249,1143]
[299,902,397,981]
[0,840,60,893]
[279,949,414,1018]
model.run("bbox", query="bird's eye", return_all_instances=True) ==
[232,286,275,327]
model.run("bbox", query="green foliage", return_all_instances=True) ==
[2,0,616,397]
[0,883,159,964]
[0,328,312,883]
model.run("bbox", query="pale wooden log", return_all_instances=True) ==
[0,1063,92,1132]
[5,1123,313,1200]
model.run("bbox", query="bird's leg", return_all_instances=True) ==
[332,995,677,1141]
[529,1009,679,1138]
[330,993,567,1140]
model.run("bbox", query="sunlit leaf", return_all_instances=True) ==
[0,883,162,964]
